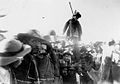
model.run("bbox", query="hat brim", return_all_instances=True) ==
[0,45,31,66]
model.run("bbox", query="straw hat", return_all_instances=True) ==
[0,39,31,66]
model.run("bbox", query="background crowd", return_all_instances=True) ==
[0,29,120,84]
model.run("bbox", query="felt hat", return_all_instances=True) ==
[0,39,31,66]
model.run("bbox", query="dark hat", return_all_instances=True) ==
[73,12,81,19]
[108,40,115,46]
[27,29,41,38]
[0,39,31,66]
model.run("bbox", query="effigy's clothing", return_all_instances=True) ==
[63,18,82,41]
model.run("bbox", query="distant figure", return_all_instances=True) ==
[87,40,120,84]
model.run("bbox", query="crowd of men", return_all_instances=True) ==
[0,29,120,84]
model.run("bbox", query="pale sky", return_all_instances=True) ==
[0,0,120,42]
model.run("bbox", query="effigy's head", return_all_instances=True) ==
[73,11,81,19]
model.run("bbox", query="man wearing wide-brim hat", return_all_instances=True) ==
[0,38,31,84]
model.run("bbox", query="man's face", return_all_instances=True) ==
[34,44,48,59]
[39,44,47,54]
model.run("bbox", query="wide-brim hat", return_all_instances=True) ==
[0,38,31,66]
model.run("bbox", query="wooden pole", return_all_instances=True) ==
[69,2,74,15]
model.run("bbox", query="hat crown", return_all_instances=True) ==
[0,39,23,53]
[0,38,32,66]
[73,11,81,19]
